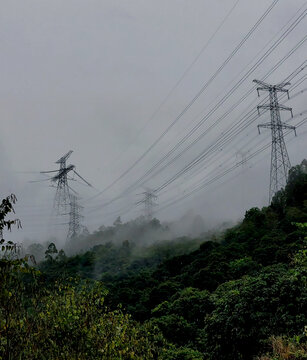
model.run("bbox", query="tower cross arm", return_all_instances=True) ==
[258,104,292,111]
[255,87,269,97]
[253,79,271,88]
[55,150,73,164]
[275,81,291,89]
[279,122,297,136]
[257,122,272,134]
[276,104,293,113]
[274,87,291,100]
[257,104,271,111]
[257,104,293,117]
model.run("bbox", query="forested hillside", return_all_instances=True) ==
[1,161,306,359]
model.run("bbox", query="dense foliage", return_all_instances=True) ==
[1,161,306,359]
[102,162,307,359]
[38,235,203,284]
[0,197,171,359]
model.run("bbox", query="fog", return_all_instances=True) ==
[1,0,306,245]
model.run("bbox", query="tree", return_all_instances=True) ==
[113,216,122,227]
[201,262,307,360]
[0,195,169,359]
[0,195,39,359]
[0,194,21,242]
[45,242,58,261]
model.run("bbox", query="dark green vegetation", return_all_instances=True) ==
[39,232,204,284]
[1,161,306,359]
[0,196,172,360]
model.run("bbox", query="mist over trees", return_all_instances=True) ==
[1,161,306,359]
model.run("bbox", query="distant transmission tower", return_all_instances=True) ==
[137,189,158,221]
[67,194,84,240]
[253,79,296,202]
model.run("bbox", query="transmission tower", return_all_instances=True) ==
[53,151,74,213]
[253,79,296,202]
[136,189,158,221]
[67,194,84,240]
[40,150,93,215]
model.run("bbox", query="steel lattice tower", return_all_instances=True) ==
[67,194,84,240]
[254,80,296,202]
[137,190,158,221]
[39,150,93,214]
[53,151,74,214]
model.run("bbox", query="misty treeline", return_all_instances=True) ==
[25,208,213,260]
[0,161,307,359]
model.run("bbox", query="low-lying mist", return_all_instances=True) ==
[21,211,236,265]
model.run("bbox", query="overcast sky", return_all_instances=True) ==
[1,0,306,243]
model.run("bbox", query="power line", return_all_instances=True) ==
[137,34,307,192]
[90,74,306,222]
[85,4,306,226]
[105,0,241,170]
[86,57,306,220]
[87,0,280,202]
[156,118,307,214]
[153,54,307,193]
[88,11,307,212]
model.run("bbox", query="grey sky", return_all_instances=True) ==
[0,0,306,242]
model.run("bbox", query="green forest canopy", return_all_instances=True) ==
[0,161,306,359]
